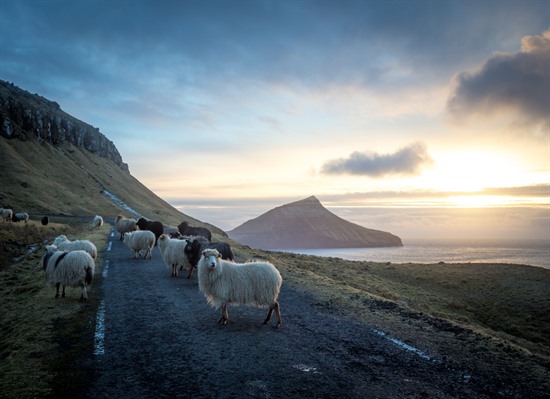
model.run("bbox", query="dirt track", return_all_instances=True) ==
[52,226,549,399]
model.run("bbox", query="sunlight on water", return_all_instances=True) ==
[283,239,550,269]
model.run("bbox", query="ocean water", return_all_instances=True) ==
[282,238,550,269]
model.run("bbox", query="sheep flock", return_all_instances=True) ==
[29,212,283,328]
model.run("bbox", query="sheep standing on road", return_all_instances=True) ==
[94,215,104,229]
[178,221,212,241]
[158,234,192,277]
[41,246,95,302]
[53,235,97,260]
[198,249,283,327]
[115,214,137,240]
[123,230,156,259]
[1,208,13,222]
[136,217,164,245]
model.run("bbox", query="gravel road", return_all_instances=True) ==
[53,226,547,399]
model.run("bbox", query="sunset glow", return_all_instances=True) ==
[1,0,548,240]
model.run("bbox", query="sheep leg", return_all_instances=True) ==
[219,304,229,325]
[55,283,61,298]
[80,285,88,302]
[264,302,282,328]
[61,285,66,298]
[186,265,194,279]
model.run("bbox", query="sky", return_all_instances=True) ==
[1,0,549,240]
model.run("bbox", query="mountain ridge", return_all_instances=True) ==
[228,196,403,249]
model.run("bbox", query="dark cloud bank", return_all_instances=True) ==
[322,142,433,177]
[447,29,550,137]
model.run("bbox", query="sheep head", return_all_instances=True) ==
[202,249,221,268]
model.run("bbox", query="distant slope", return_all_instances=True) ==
[228,196,403,249]
[0,81,220,233]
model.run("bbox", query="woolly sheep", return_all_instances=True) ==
[94,215,104,229]
[41,247,95,302]
[12,212,29,223]
[115,214,137,240]
[1,208,13,222]
[123,230,155,259]
[53,235,98,260]
[157,233,193,278]
[198,248,283,327]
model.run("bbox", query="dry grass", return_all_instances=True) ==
[246,250,550,360]
[0,220,110,397]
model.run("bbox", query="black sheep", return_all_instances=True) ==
[177,221,212,242]
[184,238,235,274]
[136,218,164,245]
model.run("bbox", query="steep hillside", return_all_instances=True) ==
[0,81,219,232]
[228,196,403,249]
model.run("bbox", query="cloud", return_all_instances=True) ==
[447,29,550,136]
[321,142,433,177]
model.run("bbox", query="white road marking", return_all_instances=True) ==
[107,241,112,251]
[372,328,433,361]
[94,299,106,356]
[102,260,109,278]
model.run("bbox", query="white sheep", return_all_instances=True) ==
[41,247,95,302]
[53,235,98,260]
[157,233,192,277]
[1,208,13,222]
[15,212,29,223]
[115,214,137,240]
[198,249,283,327]
[123,230,155,259]
[93,215,104,229]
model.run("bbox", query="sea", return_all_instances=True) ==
[282,238,550,269]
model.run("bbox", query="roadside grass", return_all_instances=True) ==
[248,249,550,360]
[0,220,110,397]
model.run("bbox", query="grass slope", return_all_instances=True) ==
[0,137,219,233]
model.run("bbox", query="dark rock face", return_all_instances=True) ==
[0,80,128,172]
[228,196,403,250]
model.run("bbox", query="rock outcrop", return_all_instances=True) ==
[228,196,403,250]
[0,80,128,171]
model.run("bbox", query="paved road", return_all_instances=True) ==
[66,226,500,398]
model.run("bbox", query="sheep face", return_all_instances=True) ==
[202,249,221,269]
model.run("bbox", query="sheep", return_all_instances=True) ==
[40,246,95,302]
[53,235,98,260]
[12,212,29,223]
[198,248,283,327]
[177,221,212,241]
[1,208,13,222]
[184,238,234,278]
[136,217,164,245]
[157,233,193,278]
[41,216,49,226]
[94,215,104,229]
[115,214,137,240]
[123,230,155,259]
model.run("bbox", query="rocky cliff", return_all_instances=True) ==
[0,80,128,171]
[228,196,403,250]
